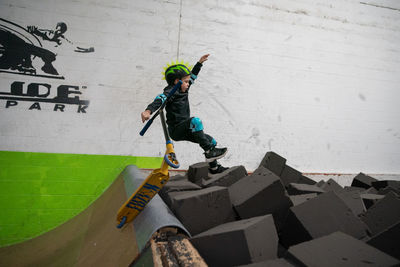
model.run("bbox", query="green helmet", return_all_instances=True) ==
[164,63,191,85]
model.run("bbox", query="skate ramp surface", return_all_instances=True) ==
[124,165,190,252]
[0,175,138,267]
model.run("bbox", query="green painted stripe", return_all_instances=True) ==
[0,151,162,247]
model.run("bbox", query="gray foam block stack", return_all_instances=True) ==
[158,152,400,266]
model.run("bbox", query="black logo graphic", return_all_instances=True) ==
[0,18,94,79]
[0,19,94,113]
[1,82,89,113]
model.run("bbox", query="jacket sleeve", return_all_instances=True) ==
[145,93,167,114]
[189,62,203,87]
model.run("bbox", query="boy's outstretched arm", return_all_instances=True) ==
[189,54,210,86]
[198,54,210,64]
[141,93,165,122]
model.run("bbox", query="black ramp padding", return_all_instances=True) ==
[190,215,278,267]
[280,165,316,187]
[228,166,293,231]
[187,162,209,185]
[360,191,400,236]
[280,191,369,247]
[351,172,378,189]
[170,186,235,235]
[367,221,400,260]
[202,165,247,188]
[258,151,287,176]
[286,183,325,195]
[287,231,400,267]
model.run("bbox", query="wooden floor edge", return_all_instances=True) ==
[139,227,208,267]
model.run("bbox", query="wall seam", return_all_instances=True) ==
[177,0,183,60]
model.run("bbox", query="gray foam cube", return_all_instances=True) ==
[280,165,316,187]
[159,180,201,207]
[290,193,318,206]
[360,193,385,210]
[320,178,344,193]
[202,165,247,188]
[169,173,188,181]
[287,183,325,195]
[351,172,378,189]
[170,186,235,235]
[229,166,292,231]
[191,215,278,266]
[360,191,400,236]
[336,190,366,216]
[258,151,286,176]
[287,231,399,267]
[343,186,365,193]
[373,180,400,196]
[235,258,294,266]
[367,221,400,260]
[280,191,369,247]
[187,162,209,185]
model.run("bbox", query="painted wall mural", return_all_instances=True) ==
[0,18,94,113]
[0,0,399,173]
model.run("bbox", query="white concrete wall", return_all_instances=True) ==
[1,0,399,173]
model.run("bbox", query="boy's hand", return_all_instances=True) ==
[141,110,151,122]
[199,54,210,64]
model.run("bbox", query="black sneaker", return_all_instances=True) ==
[204,147,227,162]
[209,164,229,174]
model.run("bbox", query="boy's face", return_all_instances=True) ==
[175,75,190,92]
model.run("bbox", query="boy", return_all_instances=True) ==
[141,54,228,174]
